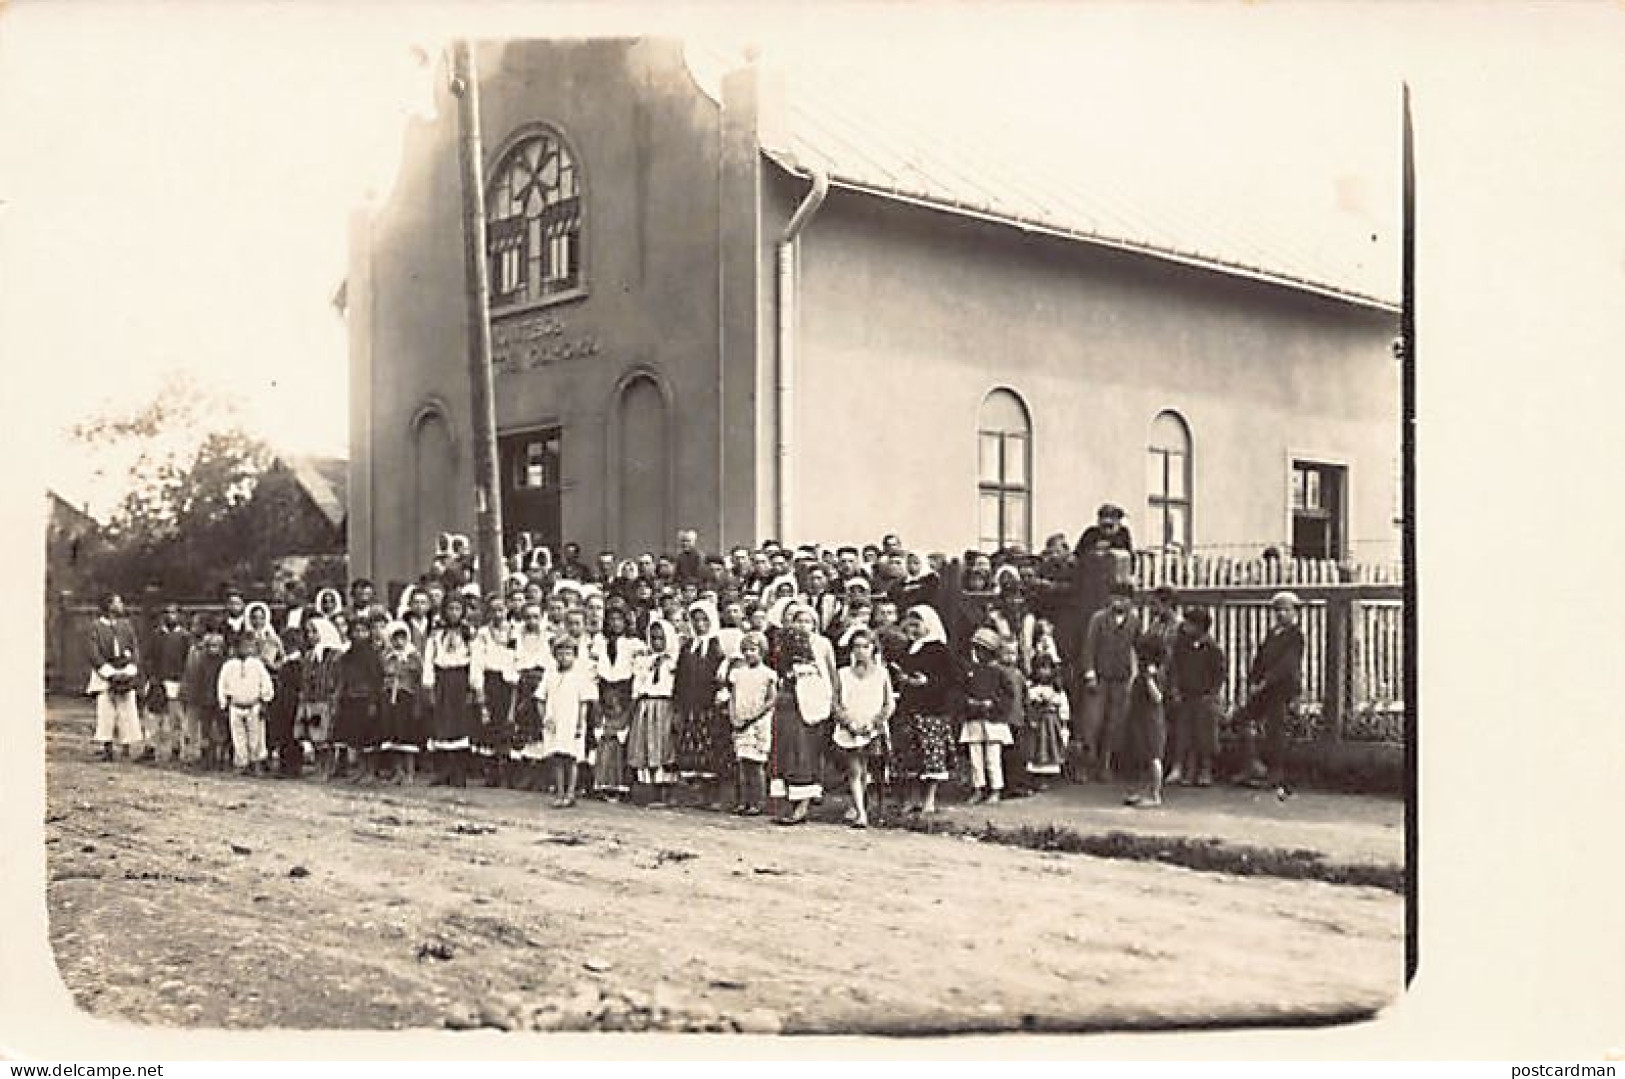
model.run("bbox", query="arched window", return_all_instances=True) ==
[1147,410,1192,551]
[486,127,582,308]
[977,389,1032,553]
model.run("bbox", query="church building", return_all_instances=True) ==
[345,37,1401,589]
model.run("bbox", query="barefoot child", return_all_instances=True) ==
[833,628,895,828]
[1124,635,1168,808]
[534,636,596,808]
[726,631,777,816]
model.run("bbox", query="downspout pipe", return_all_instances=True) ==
[776,166,829,544]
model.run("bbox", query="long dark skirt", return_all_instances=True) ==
[478,671,514,756]
[266,667,298,749]
[511,669,546,747]
[334,692,379,749]
[593,681,633,792]
[770,687,829,801]
[428,666,476,750]
[891,711,953,782]
[675,703,732,781]
[380,690,422,751]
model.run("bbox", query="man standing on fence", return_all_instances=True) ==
[86,592,143,762]
[1232,591,1306,792]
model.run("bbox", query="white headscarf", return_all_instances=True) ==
[645,617,680,662]
[314,588,345,619]
[308,615,344,653]
[905,604,948,654]
[244,601,273,635]
[685,599,720,649]
[766,595,796,630]
[765,574,799,606]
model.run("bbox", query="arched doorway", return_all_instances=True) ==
[412,409,454,570]
[618,375,668,556]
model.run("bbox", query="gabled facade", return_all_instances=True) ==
[347,37,1400,593]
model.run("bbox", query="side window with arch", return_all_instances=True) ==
[977,389,1032,553]
[486,127,582,309]
[1147,410,1192,551]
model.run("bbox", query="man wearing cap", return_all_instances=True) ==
[1071,504,1135,664]
[1079,580,1141,782]
[1232,591,1307,790]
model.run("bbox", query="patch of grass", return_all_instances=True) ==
[884,817,1404,894]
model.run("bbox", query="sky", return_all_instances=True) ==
[0,1,1579,518]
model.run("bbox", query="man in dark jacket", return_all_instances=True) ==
[1233,591,1307,790]
[87,592,143,761]
[144,603,193,763]
[1079,580,1141,781]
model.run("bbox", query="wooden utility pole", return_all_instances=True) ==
[1399,81,1418,989]
[451,40,506,596]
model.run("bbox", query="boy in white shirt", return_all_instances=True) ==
[217,632,275,774]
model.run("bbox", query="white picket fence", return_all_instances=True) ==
[1132,550,1404,590]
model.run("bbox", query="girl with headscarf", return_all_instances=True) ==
[421,593,481,788]
[893,604,964,815]
[589,604,640,801]
[673,600,731,808]
[627,618,679,805]
[989,565,1037,672]
[769,601,839,826]
[244,601,294,776]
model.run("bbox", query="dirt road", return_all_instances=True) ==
[42,700,1404,1034]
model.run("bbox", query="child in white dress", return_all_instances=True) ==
[833,628,896,829]
[534,636,597,808]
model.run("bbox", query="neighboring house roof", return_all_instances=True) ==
[46,489,99,534]
[281,455,349,530]
[684,43,1399,313]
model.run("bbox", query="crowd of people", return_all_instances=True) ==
[82,504,1310,822]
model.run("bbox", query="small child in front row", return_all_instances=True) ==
[534,636,597,808]
[179,629,228,769]
[993,638,1031,796]
[960,628,1014,805]
[379,622,424,784]
[218,632,274,775]
[727,631,777,816]
[1124,635,1168,808]
[1023,653,1071,788]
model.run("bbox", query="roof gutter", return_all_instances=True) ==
[775,166,829,544]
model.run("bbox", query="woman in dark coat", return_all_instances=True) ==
[892,604,964,815]
[672,600,731,808]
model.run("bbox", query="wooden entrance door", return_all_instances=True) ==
[499,428,562,556]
